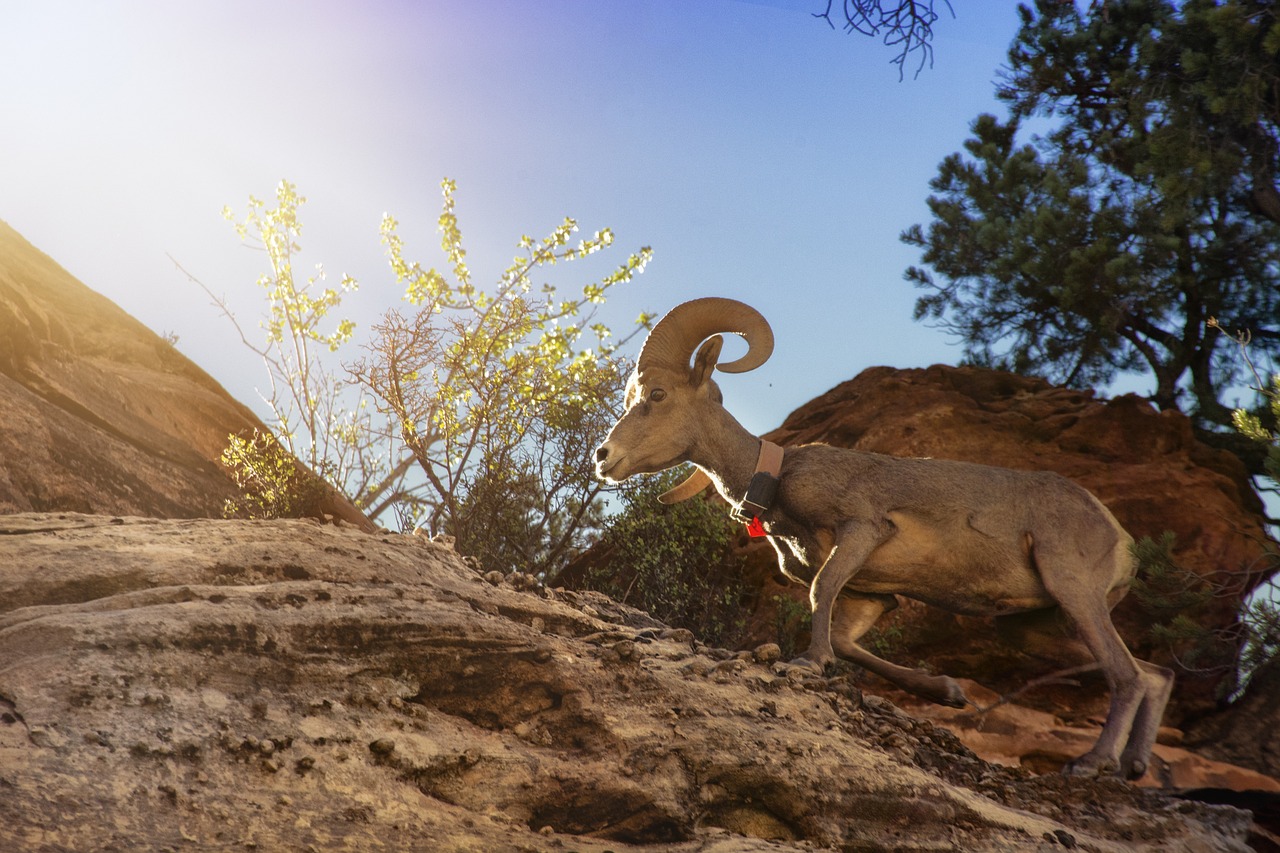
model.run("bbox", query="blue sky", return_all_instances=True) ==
[2,1,1027,436]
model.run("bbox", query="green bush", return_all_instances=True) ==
[220,429,329,520]
[1131,531,1279,698]
[204,177,650,565]
[582,467,752,649]
[770,594,812,660]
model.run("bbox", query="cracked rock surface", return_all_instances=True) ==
[0,514,1253,851]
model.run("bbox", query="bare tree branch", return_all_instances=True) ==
[814,0,955,79]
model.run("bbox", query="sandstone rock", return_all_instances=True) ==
[0,513,1254,851]
[0,220,371,529]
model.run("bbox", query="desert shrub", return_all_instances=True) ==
[770,593,812,660]
[197,179,649,576]
[1130,533,1228,670]
[1131,531,1280,698]
[581,467,753,649]
[221,429,329,520]
[355,179,649,569]
[1227,365,1280,693]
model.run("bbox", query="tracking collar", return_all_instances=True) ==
[732,439,784,525]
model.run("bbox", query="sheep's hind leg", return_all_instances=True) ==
[1117,660,1174,779]
[1035,555,1149,777]
[830,592,969,708]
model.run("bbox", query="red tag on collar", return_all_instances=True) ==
[745,516,767,538]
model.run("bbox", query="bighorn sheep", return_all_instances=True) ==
[595,297,1173,779]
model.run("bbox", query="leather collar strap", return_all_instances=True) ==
[734,439,783,522]
[755,439,784,480]
[656,439,784,511]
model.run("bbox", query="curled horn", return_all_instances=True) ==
[642,298,772,505]
[658,468,713,505]
[636,297,774,375]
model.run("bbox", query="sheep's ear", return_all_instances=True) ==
[691,335,723,387]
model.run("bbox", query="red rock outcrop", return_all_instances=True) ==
[0,220,371,529]
[732,365,1276,727]
[895,677,1280,793]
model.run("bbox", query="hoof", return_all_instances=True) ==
[1062,754,1119,778]
[1120,755,1149,780]
[778,656,827,677]
[928,676,969,709]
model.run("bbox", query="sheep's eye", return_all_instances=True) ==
[649,388,667,403]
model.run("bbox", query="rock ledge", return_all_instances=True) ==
[0,514,1254,851]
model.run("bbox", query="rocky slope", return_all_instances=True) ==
[0,220,370,529]
[0,513,1260,851]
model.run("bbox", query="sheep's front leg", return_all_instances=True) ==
[831,594,969,708]
[791,526,886,671]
